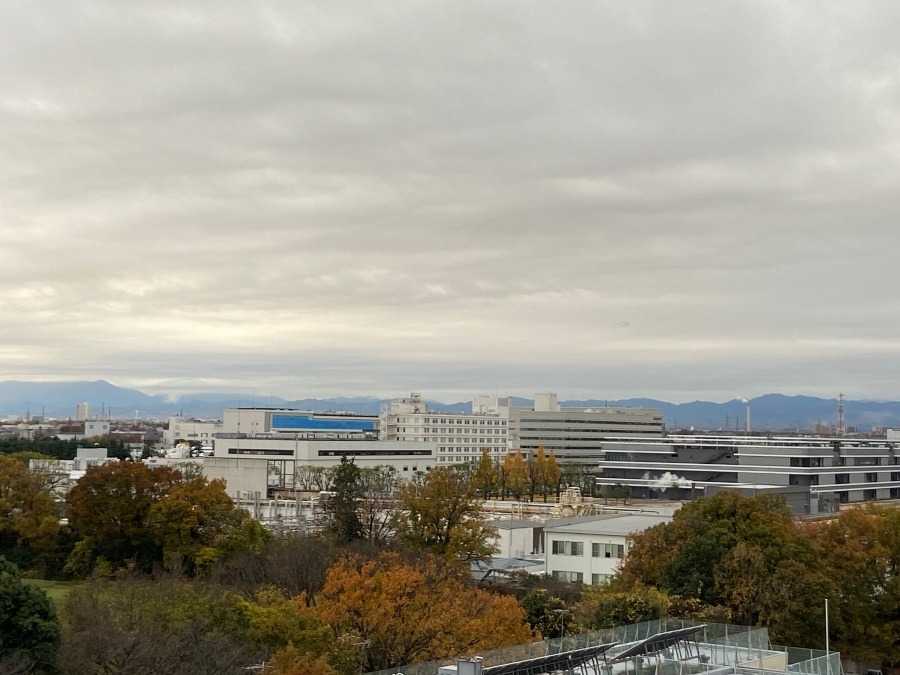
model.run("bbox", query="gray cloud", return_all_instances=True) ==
[3,1,900,403]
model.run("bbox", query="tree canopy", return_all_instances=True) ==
[0,556,61,670]
[394,467,497,562]
[317,552,535,671]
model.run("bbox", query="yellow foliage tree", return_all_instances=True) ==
[502,449,529,500]
[0,455,59,553]
[394,467,497,562]
[269,644,339,675]
[317,552,536,672]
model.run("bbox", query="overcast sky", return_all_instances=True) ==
[3,2,900,404]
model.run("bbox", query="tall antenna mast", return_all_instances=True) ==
[836,393,846,436]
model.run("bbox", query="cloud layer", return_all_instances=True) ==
[3,1,900,402]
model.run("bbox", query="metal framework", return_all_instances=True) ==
[482,643,617,675]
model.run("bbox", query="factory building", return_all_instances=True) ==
[597,434,900,514]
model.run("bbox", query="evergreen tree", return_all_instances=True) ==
[0,556,61,670]
[326,457,363,543]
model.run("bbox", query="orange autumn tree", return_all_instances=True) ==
[316,552,536,672]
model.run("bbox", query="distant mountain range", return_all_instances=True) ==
[0,380,896,432]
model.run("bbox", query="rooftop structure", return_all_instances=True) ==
[364,618,840,675]
[222,407,379,439]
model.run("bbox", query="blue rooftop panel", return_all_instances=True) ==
[271,414,376,431]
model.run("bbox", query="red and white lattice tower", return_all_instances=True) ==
[837,392,846,436]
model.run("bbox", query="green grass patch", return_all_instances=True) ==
[24,579,82,608]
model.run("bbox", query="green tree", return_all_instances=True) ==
[621,491,829,648]
[66,462,183,573]
[813,506,900,663]
[326,457,363,544]
[269,643,340,675]
[148,476,269,574]
[520,588,576,638]
[0,556,61,670]
[576,583,669,629]
[0,456,60,567]
[357,465,400,544]
[394,467,498,562]
[240,587,331,653]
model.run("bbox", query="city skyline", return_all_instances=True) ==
[4,2,900,403]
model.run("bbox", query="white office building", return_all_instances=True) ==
[544,514,671,585]
[508,393,665,463]
[380,393,509,465]
[162,416,223,449]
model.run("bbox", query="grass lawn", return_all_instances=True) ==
[24,579,82,608]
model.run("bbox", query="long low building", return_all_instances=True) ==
[597,434,900,514]
[209,435,435,496]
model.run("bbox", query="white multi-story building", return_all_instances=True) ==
[207,437,435,496]
[544,514,671,585]
[162,416,223,449]
[380,393,509,465]
[210,406,433,496]
[75,402,90,421]
[380,392,666,466]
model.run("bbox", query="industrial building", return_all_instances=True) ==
[380,393,665,466]
[508,393,665,463]
[207,407,433,497]
[597,434,900,514]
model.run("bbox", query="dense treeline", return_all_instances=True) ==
[6,446,900,673]
[572,492,900,667]
[0,455,537,674]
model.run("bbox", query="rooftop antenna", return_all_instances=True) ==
[837,393,846,436]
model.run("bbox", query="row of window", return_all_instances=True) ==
[396,428,505,435]
[834,472,900,484]
[438,446,506,451]
[549,571,613,585]
[831,457,900,466]
[550,540,625,559]
[394,418,506,426]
